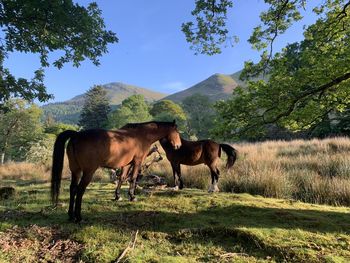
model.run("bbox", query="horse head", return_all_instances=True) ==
[166,120,181,150]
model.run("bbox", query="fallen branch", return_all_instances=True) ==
[220,252,249,258]
[114,230,139,263]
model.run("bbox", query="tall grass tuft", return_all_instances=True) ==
[0,162,50,181]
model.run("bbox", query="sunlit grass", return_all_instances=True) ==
[1,137,350,261]
[150,137,350,206]
[1,181,350,262]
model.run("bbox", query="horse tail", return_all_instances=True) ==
[220,144,237,169]
[51,130,77,205]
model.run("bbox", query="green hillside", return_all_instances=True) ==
[164,71,243,103]
[42,82,167,124]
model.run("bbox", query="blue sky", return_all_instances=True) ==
[4,0,319,103]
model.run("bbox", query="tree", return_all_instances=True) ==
[0,0,117,106]
[79,86,111,129]
[150,100,188,133]
[182,0,236,55]
[109,95,152,128]
[182,94,214,139]
[0,99,43,164]
[44,122,78,136]
[310,110,350,138]
[183,1,350,138]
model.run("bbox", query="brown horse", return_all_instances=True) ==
[51,121,181,222]
[159,137,237,192]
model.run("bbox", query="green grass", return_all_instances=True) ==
[1,179,350,262]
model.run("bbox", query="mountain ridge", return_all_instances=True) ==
[163,72,240,102]
[42,82,167,124]
[42,70,245,124]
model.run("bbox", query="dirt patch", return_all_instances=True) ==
[0,224,84,262]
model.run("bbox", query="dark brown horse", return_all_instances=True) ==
[113,144,163,201]
[51,121,181,222]
[159,137,237,192]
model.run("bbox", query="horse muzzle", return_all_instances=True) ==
[174,144,181,150]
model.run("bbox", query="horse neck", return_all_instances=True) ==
[145,125,172,143]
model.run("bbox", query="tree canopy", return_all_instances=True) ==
[108,95,152,128]
[184,0,350,138]
[150,100,188,133]
[0,99,43,163]
[182,94,214,139]
[0,0,117,106]
[150,100,187,121]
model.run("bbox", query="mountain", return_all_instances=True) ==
[64,82,167,106]
[42,82,167,124]
[163,71,243,103]
[42,70,251,124]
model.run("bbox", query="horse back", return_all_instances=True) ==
[201,140,221,161]
[163,138,220,166]
[67,129,142,170]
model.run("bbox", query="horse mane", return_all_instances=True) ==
[122,121,176,129]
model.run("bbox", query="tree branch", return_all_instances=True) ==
[262,72,350,124]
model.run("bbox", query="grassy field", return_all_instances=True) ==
[1,137,350,262]
[150,137,350,206]
[0,180,350,262]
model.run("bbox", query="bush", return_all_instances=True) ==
[25,135,55,165]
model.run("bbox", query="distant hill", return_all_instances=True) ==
[164,71,243,103]
[42,70,256,124]
[42,82,167,124]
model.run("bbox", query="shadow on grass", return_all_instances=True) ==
[1,184,349,234]
[1,184,350,262]
[2,202,349,262]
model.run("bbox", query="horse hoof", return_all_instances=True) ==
[115,196,123,201]
[172,186,179,191]
[213,185,220,193]
[208,184,220,193]
[129,197,137,202]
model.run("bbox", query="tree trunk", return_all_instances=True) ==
[1,140,8,165]
[1,152,5,165]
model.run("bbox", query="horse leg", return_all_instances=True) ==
[128,161,141,201]
[213,166,220,192]
[115,165,131,201]
[171,163,179,190]
[68,169,81,221]
[177,164,184,190]
[208,164,220,193]
[74,170,94,222]
[208,167,215,192]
